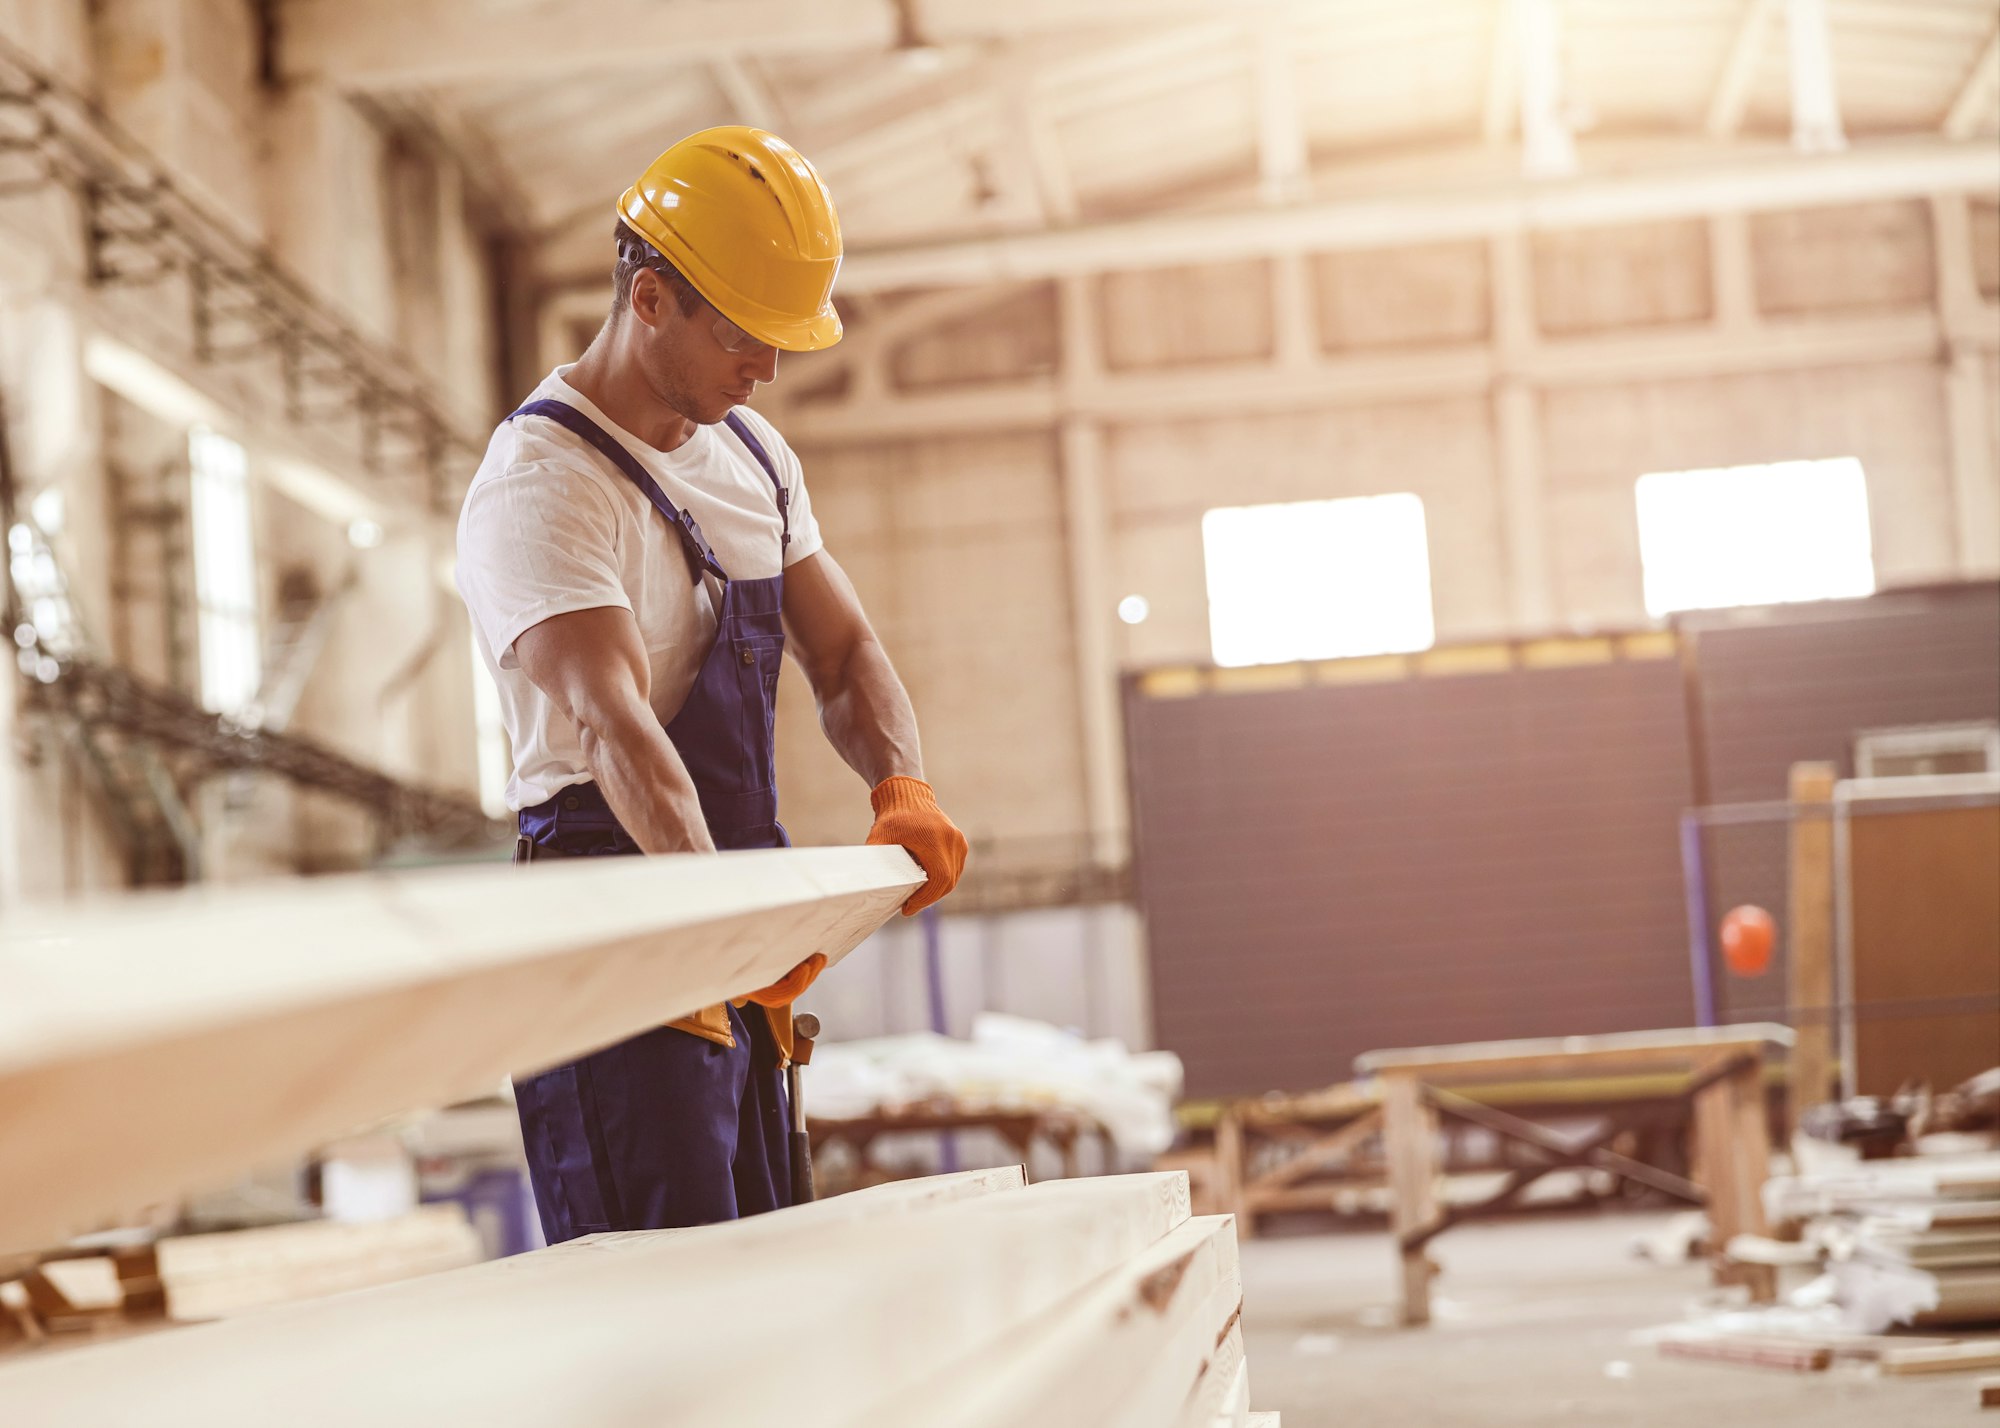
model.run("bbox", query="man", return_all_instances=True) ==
[455,128,968,1241]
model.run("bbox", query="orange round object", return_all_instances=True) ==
[1720,905,1777,978]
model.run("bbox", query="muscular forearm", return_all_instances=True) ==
[576,707,715,854]
[815,636,923,789]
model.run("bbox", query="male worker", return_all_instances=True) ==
[455,128,968,1241]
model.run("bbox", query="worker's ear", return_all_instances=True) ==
[628,268,667,331]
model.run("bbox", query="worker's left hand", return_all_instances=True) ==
[866,776,969,915]
[744,952,827,1008]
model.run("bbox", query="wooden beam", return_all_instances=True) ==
[1380,1072,1440,1327]
[825,139,1999,293]
[0,847,921,1253]
[1784,762,1838,1138]
[1515,0,1575,177]
[1357,1024,1795,1082]
[1931,194,2000,575]
[1706,0,1780,140]
[776,305,1963,442]
[280,0,1261,89]
[1785,0,1846,153]
[868,1214,1241,1428]
[1249,10,1308,205]
[1483,0,1520,146]
[711,55,785,131]
[0,1172,1195,1425]
[1945,22,2000,141]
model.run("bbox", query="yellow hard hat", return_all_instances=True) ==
[617,127,843,352]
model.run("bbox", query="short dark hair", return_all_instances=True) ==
[611,220,706,320]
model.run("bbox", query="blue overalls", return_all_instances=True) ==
[506,399,795,1242]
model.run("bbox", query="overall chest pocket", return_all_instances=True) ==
[731,633,784,790]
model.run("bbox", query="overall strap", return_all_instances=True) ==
[723,410,791,558]
[510,399,727,584]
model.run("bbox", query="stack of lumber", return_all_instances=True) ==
[1766,1153,2000,1332]
[0,1167,1281,1427]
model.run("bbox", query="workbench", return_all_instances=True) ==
[810,1103,1107,1187]
[1356,1023,1793,1325]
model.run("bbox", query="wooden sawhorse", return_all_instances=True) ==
[1356,1023,1793,1326]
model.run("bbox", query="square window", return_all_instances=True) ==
[1201,494,1436,668]
[1634,458,1875,618]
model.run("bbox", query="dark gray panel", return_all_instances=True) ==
[1127,658,1696,1098]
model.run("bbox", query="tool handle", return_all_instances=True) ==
[789,1128,815,1205]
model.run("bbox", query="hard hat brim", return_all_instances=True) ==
[747,303,843,354]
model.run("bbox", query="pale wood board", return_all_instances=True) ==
[1786,763,1838,1132]
[1880,1340,2000,1375]
[0,1172,1191,1426]
[1356,1023,1794,1081]
[1180,1320,1249,1428]
[868,1210,1240,1428]
[158,1206,481,1321]
[0,846,921,1252]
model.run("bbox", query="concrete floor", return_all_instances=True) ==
[1240,1207,1989,1427]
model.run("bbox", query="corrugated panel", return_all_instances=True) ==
[1688,584,2000,804]
[1687,583,2000,1027]
[1126,658,1696,1098]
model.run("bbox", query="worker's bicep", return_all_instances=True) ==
[781,550,877,688]
[456,463,628,673]
[513,606,652,732]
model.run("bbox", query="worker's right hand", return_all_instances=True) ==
[744,953,826,1008]
[866,776,969,915]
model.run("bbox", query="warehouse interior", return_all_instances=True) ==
[0,1,1998,1424]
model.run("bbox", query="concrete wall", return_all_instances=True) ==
[0,0,501,898]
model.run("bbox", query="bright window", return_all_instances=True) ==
[188,426,261,715]
[1634,458,1874,618]
[1201,494,1436,668]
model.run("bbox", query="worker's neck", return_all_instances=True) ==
[565,328,696,454]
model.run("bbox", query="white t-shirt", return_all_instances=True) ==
[455,366,822,812]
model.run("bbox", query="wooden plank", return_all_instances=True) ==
[158,1206,481,1321]
[1380,1072,1440,1327]
[1178,1319,1248,1428]
[1880,1342,2000,1376]
[0,846,921,1253]
[0,1172,1192,1426]
[1245,1107,1382,1195]
[1657,1336,1831,1372]
[868,1211,1240,1428]
[1355,1023,1793,1082]
[1787,762,1838,1133]
[1978,1375,2000,1408]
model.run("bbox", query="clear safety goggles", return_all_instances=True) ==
[709,310,771,355]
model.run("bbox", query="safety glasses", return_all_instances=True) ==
[709,309,771,355]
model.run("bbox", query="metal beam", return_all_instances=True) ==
[816,140,1999,293]
[1705,0,1780,140]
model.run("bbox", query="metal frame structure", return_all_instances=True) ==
[0,34,478,515]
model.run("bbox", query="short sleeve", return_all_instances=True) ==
[456,462,631,670]
[736,408,823,567]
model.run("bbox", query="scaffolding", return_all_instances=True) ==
[0,32,479,515]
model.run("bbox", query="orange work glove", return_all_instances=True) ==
[744,952,826,1008]
[866,776,969,915]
